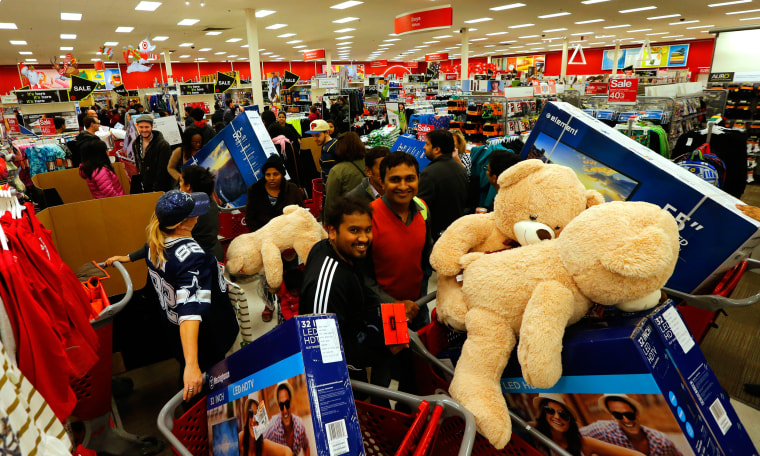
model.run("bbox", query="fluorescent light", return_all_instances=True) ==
[286,40,302,44]
[686,24,715,28]
[543,28,567,32]
[241,44,249,48]
[179,43,193,47]
[256,10,276,17]
[215,52,226,55]
[595,34,616,38]
[229,55,240,58]
[336,36,354,40]
[261,52,272,55]
[199,48,211,51]
[179,55,189,58]
[646,31,669,35]
[424,40,440,44]
[604,24,631,28]
[648,14,680,19]
[454,28,477,32]
[486,31,509,36]
[464,17,493,23]
[571,31,594,35]
[727,8,760,14]
[153,36,169,41]
[434,35,453,38]
[384,38,401,42]
[675,37,695,40]
[414,45,429,48]
[177,19,199,25]
[266,24,288,30]
[581,0,611,4]
[331,0,362,8]
[115,26,134,33]
[206,31,222,35]
[332,17,359,23]
[60,12,82,20]
[278,33,296,37]
[9,40,26,45]
[518,34,539,38]
[18,51,32,55]
[538,12,571,18]
[293,45,307,48]
[500,40,517,43]
[60,46,74,50]
[90,58,101,62]
[470,38,488,41]
[23,59,37,62]
[135,1,161,11]
[739,15,760,19]
[525,42,542,45]
[671,20,699,24]
[619,6,657,13]
[340,42,353,44]
[338,46,352,49]
[589,42,606,45]
[378,44,393,46]
[575,18,605,24]
[627,28,653,32]
[662,34,684,37]
[490,3,526,10]
[709,0,751,6]
[509,23,534,28]
[61,34,77,39]
[104,41,118,46]
[226,38,242,43]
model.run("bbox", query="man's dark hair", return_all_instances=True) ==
[53,117,65,130]
[380,150,419,181]
[83,116,99,129]
[184,106,192,115]
[426,129,455,155]
[603,396,639,414]
[135,104,144,111]
[190,107,206,122]
[335,132,365,162]
[181,165,215,196]
[326,196,372,231]
[261,110,276,127]
[225,98,232,107]
[365,146,389,170]
[488,150,523,179]
[276,383,292,400]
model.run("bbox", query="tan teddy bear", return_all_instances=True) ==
[225,205,327,288]
[448,201,680,449]
[430,159,605,330]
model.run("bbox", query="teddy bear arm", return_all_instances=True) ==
[430,215,495,276]
[434,274,468,331]
[293,235,319,264]
[261,240,285,288]
[517,280,576,389]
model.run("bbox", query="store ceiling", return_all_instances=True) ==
[0,0,753,67]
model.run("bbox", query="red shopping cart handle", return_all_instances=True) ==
[712,261,747,297]
[395,401,431,456]
[413,404,443,456]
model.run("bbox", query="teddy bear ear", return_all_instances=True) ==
[497,159,545,189]
[586,190,605,208]
[600,227,675,278]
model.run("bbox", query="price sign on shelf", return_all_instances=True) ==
[38,118,56,135]
[607,78,638,104]
[416,124,433,141]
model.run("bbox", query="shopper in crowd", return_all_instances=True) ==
[305,120,338,184]
[183,106,193,127]
[211,102,225,125]
[264,382,310,456]
[53,116,66,135]
[261,110,277,129]
[239,398,293,456]
[307,105,320,122]
[223,98,236,125]
[450,129,472,175]
[79,140,124,199]
[532,394,648,456]
[110,108,122,128]
[213,122,225,134]
[417,129,469,240]
[76,116,101,152]
[180,165,224,262]
[299,196,412,392]
[98,108,110,129]
[277,111,301,144]
[135,104,146,114]
[132,114,173,193]
[244,154,304,232]
[326,119,337,137]
[190,107,215,145]
[482,149,524,211]
[105,191,239,402]
[167,126,204,183]
[13,109,23,127]
[324,132,366,215]
[330,97,349,134]
[581,395,682,456]
[346,146,389,205]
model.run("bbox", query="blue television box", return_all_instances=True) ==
[206,315,365,456]
[502,303,757,456]
[522,101,760,294]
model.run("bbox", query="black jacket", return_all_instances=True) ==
[211,109,224,125]
[244,178,304,232]
[299,239,391,370]
[132,130,173,192]
[417,154,469,239]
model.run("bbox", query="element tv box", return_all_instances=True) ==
[206,315,365,456]
[522,101,760,294]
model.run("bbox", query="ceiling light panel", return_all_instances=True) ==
[331,1,363,8]
[619,6,657,13]
[543,28,567,32]
[278,33,296,37]
[334,28,356,33]
[604,24,631,28]
[255,10,276,17]
[727,8,760,14]
[671,20,699,24]
[104,41,118,46]
[708,0,751,6]
[739,15,760,19]
[581,0,612,4]
[464,17,493,23]
[206,31,221,35]
[571,31,594,35]
[10,40,26,45]
[509,23,534,28]
[336,36,354,40]
[286,40,302,44]
[470,38,488,41]
[686,24,715,28]
[490,3,526,10]
[152,36,168,41]
[265,23,287,29]
[179,42,193,47]
[0,23,18,29]
[333,17,359,23]
[177,19,199,25]
[226,38,242,42]
[61,12,82,20]
[648,14,681,19]
[538,12,571,18]
[135,1,161,11]
[18,51,32,55]
[115,26,134,32]
[627,28,652,32]
[60,34,77,39]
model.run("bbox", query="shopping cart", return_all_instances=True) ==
[70,261,163,455]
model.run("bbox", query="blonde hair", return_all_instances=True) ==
[147,214,170,266]
[450,129,466,155]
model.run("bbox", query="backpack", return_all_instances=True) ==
[673,143,726,187]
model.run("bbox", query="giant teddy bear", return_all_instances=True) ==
[225,205,327,288]
[430,159,605,330]
[449,201,680,449]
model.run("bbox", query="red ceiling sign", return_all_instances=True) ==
[395,5,453,35]
[371,60,388,67]
[425,52,448,62]
[303,49,326,61]
[405,62,418,67]
[445,73,458,80]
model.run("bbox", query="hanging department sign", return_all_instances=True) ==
[608,78,638,104]
[215,71,236,93]
[303,49,326,61]
[395,5,453,35]
[15,89,71,104]
[68,75,98,101]
[425,53,448,62]
[113,84,129,96]
[708,72,734,83]
[180,83,215,95]
[282,71,300,90]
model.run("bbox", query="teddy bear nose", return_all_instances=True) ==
[537,229,553,241]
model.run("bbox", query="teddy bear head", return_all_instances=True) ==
[557,201,680,311]
[494,159,604,246]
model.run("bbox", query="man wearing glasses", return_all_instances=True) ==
[264,382,310,456]
[581,394,682,456]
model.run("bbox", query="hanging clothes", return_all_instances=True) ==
[673,128,748,198]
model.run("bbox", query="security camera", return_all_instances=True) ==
[542,34,546,37]
[459,27,466,34]
[191,45,196,49]
[680,18,685,21]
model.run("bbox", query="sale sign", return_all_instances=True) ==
[38,118,56,135]
[416,124,433,141]
[395,6,453,35]
[6,118,20,134]
[585,82,609,95]
[608,78,639,104]
[425,52,448,62]
[303,49,325,61]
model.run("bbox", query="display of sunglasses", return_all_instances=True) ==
[611,411,637,421]
[279,399,291,411]
[544,406,571,421]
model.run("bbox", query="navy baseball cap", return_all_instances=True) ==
[155,190,209,228]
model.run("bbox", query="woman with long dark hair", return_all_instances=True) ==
[238,398,292,456]
[167,126,204,182]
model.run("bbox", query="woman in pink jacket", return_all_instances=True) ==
[79,140,124,199]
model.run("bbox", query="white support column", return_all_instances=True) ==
[245,8,265,109]
[163,51,174,85]
[612,41,621,76]
[560,37,569,81]
[460,28,469,81]
[326,51,333,75]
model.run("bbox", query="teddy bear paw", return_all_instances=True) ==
[518,345,563,389]
[476,411,512,450]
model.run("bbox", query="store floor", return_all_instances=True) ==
[115,255,760,455]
